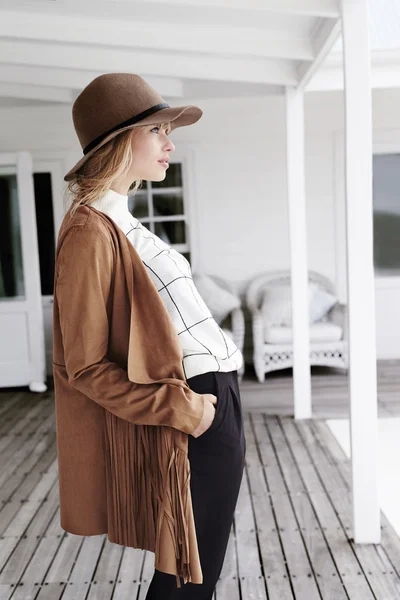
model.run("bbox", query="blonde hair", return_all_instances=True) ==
[64,122,171,220]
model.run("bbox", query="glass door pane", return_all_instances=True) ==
[373,154,400,275]
[0,166,25,300]
[33,173,56,296]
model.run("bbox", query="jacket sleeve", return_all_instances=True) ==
[54,223,206,435]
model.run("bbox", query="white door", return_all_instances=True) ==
[0,151,47,391]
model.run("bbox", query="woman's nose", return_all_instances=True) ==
[163,134,175,152]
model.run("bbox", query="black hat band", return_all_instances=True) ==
[83,102,170,155]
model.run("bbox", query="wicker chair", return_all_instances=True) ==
[246,270,348,382]
[193,274,245,380]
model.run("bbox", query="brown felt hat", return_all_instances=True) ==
[64,73,203,182]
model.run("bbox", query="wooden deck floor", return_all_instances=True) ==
[240,360,400,418]
[1,372,400,599]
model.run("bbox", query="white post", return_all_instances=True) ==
[285,88,312,419]
[341,0,380,543]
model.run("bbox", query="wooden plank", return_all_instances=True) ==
[2,468,58,537]
[0,537,19,573]
[240,576,268,599]
[112,580,140,600]
[91,538,124,583]
[240,360,400,418]
[34,582,65,600]
[0,392,24,419]
[295,418,400,598]
[0,411,53,479]
[267,418,348,600]
[245,416,293,599]
[350,542,400,599]
[252,417,321,599]
[216,577,240,600]
[117,546,145,584]
[312,419,400,596]
[44,508,63,538]
[0,585,13,600]
[235,468,263,578]
[219,528,237,580]
[0,408,55,493]
[44,534,83,583]
[8,582,37,599]
[68,536,104,583]
[20,536,62,585]
[0,441,58,535]
[137,579,151,599]
[21,477,59,539]
[0,394,34,435]
[0,432,57,505]
[381,525,400,574]
[141,550,155,582]
[278,417,373,600]
[0,535,43,585]
[0,396,52,438]
[311,421,400,567]
[4,386,400,600]
[59,581,90,600]
[86,581,115,600]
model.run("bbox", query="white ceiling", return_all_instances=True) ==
[0,0,342,106]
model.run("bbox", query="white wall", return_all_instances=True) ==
[1,87,400,359]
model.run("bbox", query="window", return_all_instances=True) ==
[373,154,400,275]
[128,162,191,263]
[0,170,25,299]
[0,170,55,300]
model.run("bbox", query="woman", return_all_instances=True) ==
[54,73,246,599]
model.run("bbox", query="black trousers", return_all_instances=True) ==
[145,369,246,600]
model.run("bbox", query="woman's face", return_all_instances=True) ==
[129,123,175,182]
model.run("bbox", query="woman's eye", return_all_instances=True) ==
[151,126,160,133]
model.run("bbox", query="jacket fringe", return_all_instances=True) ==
[104,410,201,588]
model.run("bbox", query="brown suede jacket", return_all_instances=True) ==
[52,204,208,587]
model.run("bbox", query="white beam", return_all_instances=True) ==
[0,40,298,86]
[341,0,380,543]
[308,49,400,91]
[285,88,312,420]
[106,0,340,18]
[0,10,314,61]
[0,81,73,103]
[297,17,341,90]
[0,65,184,97]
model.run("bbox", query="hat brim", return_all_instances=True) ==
[63,104,202,182]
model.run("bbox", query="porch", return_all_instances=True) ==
[1,365,400,600]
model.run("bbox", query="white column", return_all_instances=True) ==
[285,88,312,419]
[341,0,380,543]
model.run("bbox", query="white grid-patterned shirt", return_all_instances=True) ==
[91,189,243,380]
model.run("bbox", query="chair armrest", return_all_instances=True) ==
[327,303,348,340]
[250,308,265,352]
[231,307,245,353]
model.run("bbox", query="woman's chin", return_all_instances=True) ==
[150,170,167,182]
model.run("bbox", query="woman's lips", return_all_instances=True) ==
[158,160,169,168]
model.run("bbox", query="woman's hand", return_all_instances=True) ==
[191,394,217,438]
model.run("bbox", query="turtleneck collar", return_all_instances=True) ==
[91,188,129,215]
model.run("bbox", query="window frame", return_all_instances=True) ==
[334,130,400,302]
[130,172,189,255]
[129,145,200,269]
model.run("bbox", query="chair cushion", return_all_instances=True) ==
[260,285,293,327]
[193,274,240,324]
[309,285,337,323]
[265,322,343,344]
[260,282,337,327]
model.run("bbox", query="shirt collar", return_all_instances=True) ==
[92,188,129,215]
